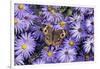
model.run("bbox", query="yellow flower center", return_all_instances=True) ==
[85,54,89,60]
[48,6,52,11]
[47,51,53,57]
[69,41,74,46]
[21,44,27,50]
[50,10,56,15]
[59,21,66,28]
[14,18,18,25]
[86,55,89,59]
[48,6,56,15]
[18,4,24,10]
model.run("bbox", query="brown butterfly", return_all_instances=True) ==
[43,24,67,46]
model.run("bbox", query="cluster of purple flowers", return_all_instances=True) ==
[14,3,94,65]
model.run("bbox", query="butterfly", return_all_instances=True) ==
[43,24,67,46]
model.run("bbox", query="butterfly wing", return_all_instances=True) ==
[43,24,53,46]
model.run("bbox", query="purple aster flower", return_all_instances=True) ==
[15,54,24,65]
[83,35,94,53]
[63,38,77,48]
[72,8,94,23]
[32,30,44,41]
[83,8,94,15]
[22,13,38,30]
[65,13,84,25]
[73,7,87,13]
[53,21,68,30]
[41,47,56,63]
[56,47,77,63]
[42,6,63,24]
[85,16,94,33]
[14,17,27,33]
[32,58,46,64]
[14,3,33,19]
[73,7,93,14]
[15,33,36,59]
[77,50,94,61]
[69,22,86,41]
